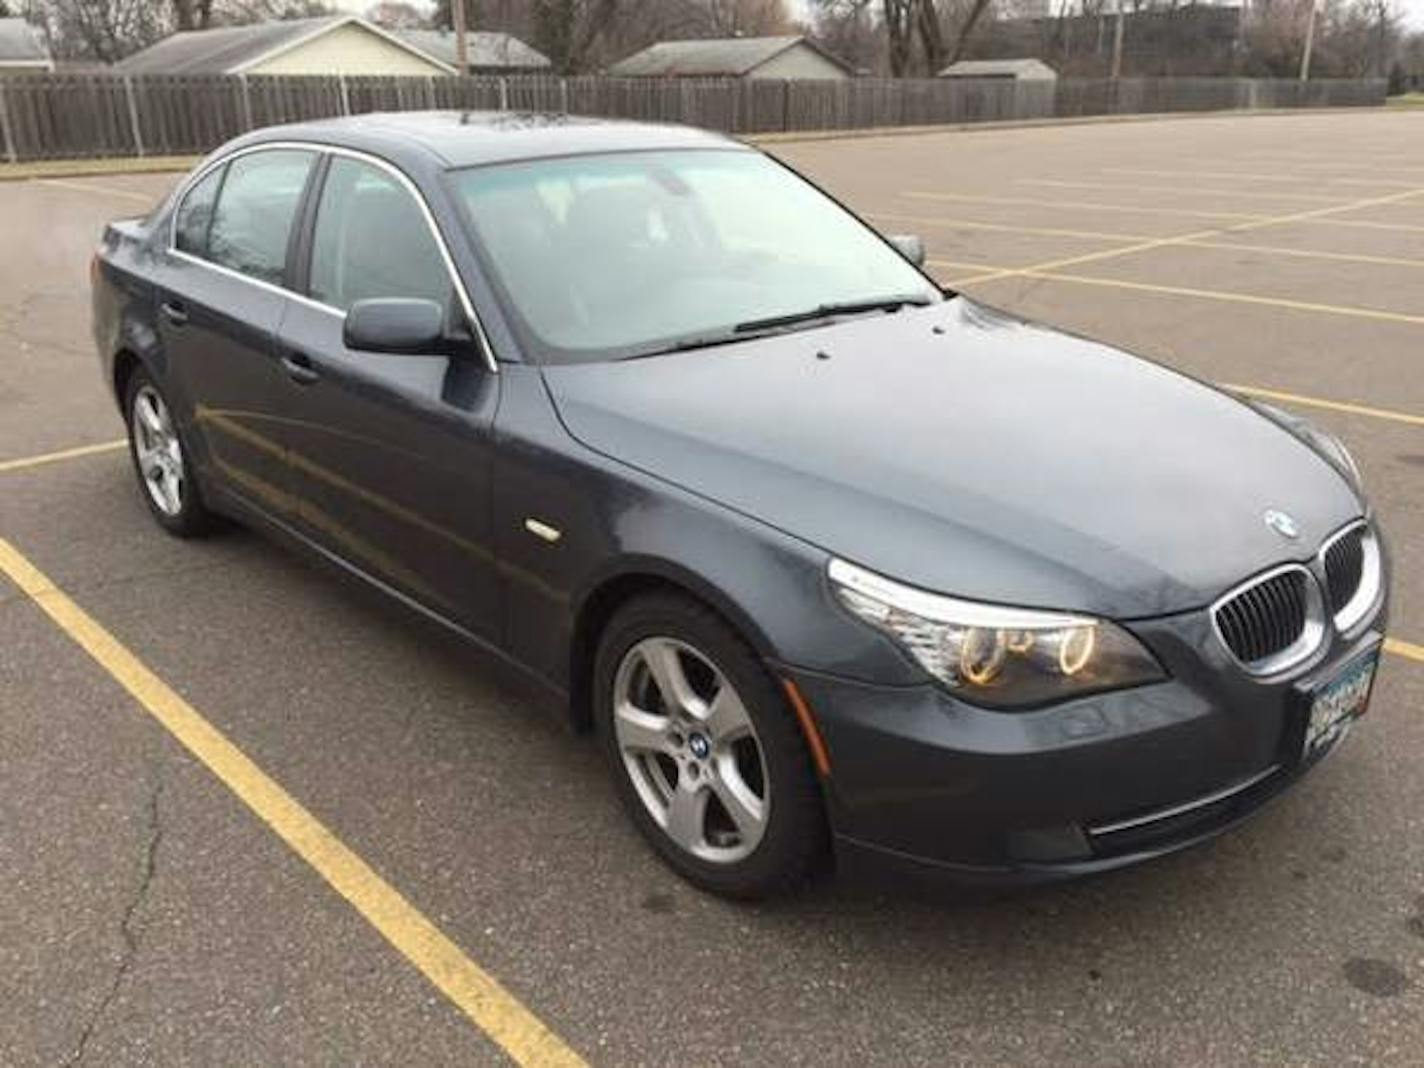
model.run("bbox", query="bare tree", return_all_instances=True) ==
[215,0,337,22]
[944,0,992,64]
[366,1,429,29]
[916,0,946,72]
[532,0,628,72]
[35,0,171,61]
[702,0,793,35]
[883,0,914,74]
[812,0,879,72]
[172,0,215,31]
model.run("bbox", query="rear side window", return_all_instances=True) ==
[206,149,316,287]
[174,164,224,255]
[308,157,451,313]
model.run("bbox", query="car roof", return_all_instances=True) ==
[232,110,747,169]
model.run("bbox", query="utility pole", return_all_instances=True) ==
[1111,0,1126,80]
[1299,1,1317,81]
[451,0,469,76]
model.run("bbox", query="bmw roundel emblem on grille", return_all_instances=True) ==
[1264,509,1300,540]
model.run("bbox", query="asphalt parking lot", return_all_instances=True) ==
[3,108,1423,1066]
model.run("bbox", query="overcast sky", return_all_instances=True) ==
[341,0,1424,32]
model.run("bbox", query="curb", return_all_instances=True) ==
[0,155,201,182]
[0,105,1397,180]
[744,104,1395,146]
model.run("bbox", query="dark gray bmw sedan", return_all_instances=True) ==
[92,113,1388,898]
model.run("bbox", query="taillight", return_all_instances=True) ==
[90,252,101,286]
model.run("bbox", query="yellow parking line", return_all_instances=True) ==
[1258,160,1424,175]
[1222,384,1424,428]
[935,184,1424,286]
[865,211,1159,242]
[904,188,1424,236]
[0,539,587,1068]
[877,212,1424,272]
[0,439,126,474]
[1104,167,1420,188]
[1186,241,1424,271]
[904,190,1267,221]
[36,178,156,203]
[1016,271,1424,328]
[1305,217,1424,235]
[1019,178,1347,204]
[927,258,1002,273]
[939,258,1424,329]
[1386,638,1424,664]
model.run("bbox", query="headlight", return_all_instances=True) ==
[828,559,1165,708]
[1244,399,1362,492]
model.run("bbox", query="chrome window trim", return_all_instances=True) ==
[1209,562,1327,678]
[166,140,497,374]
[1319,518,1382,636]
[1088,764,1280,837]
[169,248,341,317]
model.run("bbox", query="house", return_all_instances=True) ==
[938,58,1057,81]
[0,17,53,72]
[607,36,852,81]
[396,30,550,75]
[114,15,454,77]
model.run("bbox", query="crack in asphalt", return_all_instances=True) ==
[62,772,165,1068]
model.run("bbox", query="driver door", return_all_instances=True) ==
[274,153,501,641]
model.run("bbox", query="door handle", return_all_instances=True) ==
[280,352,320,385]
[159,300,188,326]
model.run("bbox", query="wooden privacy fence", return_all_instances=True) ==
[0,72,1387,164]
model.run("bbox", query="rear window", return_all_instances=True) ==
[174,164,224,256]
[206,149,316,287]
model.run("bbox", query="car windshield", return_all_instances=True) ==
[449,149,942,363]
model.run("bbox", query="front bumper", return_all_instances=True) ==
[790,602,1386,886]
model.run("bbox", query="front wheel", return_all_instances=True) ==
[595,593,827,899]
[124,367,213,537]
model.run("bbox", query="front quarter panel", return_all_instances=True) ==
[491,365,924,698]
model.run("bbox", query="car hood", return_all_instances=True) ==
[542,298,1362,618]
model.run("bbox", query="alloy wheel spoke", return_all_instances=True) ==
[137,394,166,438]
[702,680,752,742]
[614,701,673,755]
[711,760,765,842]
[160,474,182,514]
[641,639,701,716]
[663,779,708,850]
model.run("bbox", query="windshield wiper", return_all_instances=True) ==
[732,295,934,335]
[626,324,791,360]
[622,331,748,360]
[622,295,935,361]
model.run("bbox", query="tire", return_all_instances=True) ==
[124,366,213,538]
[595,592,828,899]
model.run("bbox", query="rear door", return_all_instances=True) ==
[274,152,502,639]
[156,147,318,515]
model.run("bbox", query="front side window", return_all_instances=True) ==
[451,149,940,363]
[174,164,224,256]
[206,149,315,286]
[308,157,451,314]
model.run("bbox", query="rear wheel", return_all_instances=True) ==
[124,367,213,537]
[595,593,827,899]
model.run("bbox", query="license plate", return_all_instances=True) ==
[1303,650,1378,758]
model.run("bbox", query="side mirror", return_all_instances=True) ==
[343,298,446,354]
[887,233,926,268]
